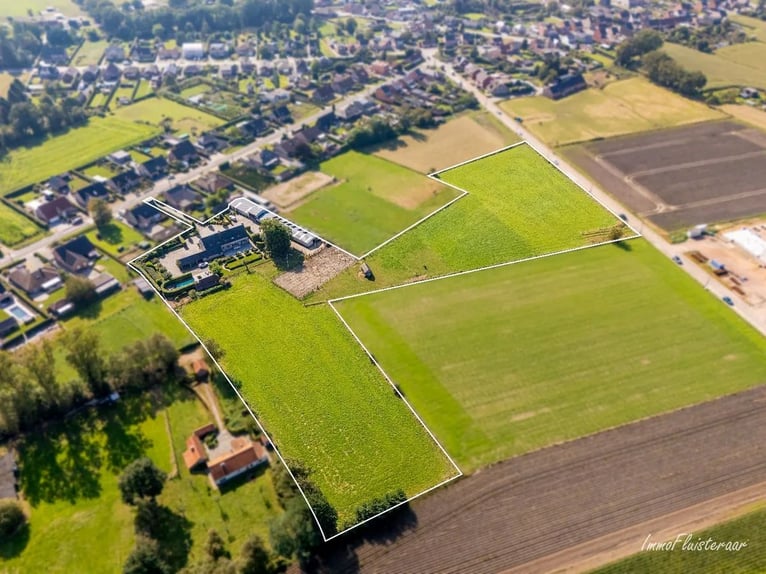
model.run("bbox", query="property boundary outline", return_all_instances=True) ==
[126,137,641,541]
[127,204,463,543]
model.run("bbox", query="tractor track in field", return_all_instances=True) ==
[312,385,766,574]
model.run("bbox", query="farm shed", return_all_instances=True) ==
[725,229,766,262]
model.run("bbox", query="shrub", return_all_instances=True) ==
[0,500,26,537]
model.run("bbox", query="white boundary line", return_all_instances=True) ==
[127,206,461,542]
[124,138,642,541]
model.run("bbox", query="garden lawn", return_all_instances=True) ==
[179,271,458,528]
[0,202,43,246]
[0,117,158,195]
[663,43,766,90]
[0,388,282,573]
[287,151,461,255]
[500,77,724,145]
[592,506,766,573]
[313,143,619,300]
[373,111,520,173]
[71,40,108,67]
[86,221,147,258]
[335,240,766,472]
[114,97,225,134]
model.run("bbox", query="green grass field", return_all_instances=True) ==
[312,143,620,300]
[0,117,158,195]
[731,13,766,42]
[113,97,225,135]
[180,270,457,528]
[0,388,282,574]
[592,506,766,573]
[663,42,766,90]
[86,222,147,258]
[71,40,108,67]
[501,77,725,145]
[287,151,461,255]
[0,202,43,246]
[335,240,766,471]
[0,0,83,18]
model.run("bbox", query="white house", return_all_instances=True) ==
[182,43,206,60]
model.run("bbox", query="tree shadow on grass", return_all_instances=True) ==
[94,222,124,246]
[0,522,30,559]
[137,502,194,572]
[273,249,305,272]
[613,239,633,252]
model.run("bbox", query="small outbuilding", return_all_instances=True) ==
[192,358,210,381]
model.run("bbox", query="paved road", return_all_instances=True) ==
[422,50,766,337]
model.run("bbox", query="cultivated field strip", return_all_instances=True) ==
[321,386,766,573]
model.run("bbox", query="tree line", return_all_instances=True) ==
[0,330,179,438]
[0,79,88,156]
[615,30,707,98]
[75,0,313,41]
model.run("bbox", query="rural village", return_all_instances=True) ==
[0,0,766,573]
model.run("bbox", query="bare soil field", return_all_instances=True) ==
[315,385,766,574]
[261,171,336,209]
[567,121,766,231]
[274,245,356,298]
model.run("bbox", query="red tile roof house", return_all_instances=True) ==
[207,437,268,489]
[182,424,269,489]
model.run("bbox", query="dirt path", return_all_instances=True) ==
[317,385,766,574]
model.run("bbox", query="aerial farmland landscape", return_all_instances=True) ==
[1,0,766,573]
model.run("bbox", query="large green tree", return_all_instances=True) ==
[260,219,291,260]
[64,327,108,395]
[119,458,166,506]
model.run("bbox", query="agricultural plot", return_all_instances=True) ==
[312,143,621,300]
[179,271,458,531]
[0,202,43,246]
[114,97,226,134]
[731,13,766,42]
[373,111,520,173]
[569,121,766,231]
[0,117,158,194]
[720,104,766,132]
[500,77,724,146]
[334,240,766,471]
[286,151,462,255]
[664,42,766,90]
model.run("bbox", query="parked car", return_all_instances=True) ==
[723,296,734,306]
[672,255,682,265]
[618,213,628,222]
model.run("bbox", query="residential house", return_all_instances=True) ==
[8,265,62,297]
[73,182,109,210]
[543,72,586,99]
[91,272,121,297]
[375,84,400,105]
[109,150,132,165]
[252,149,280,170]
[103,44,126,62]
[158,47,181,60]
[196,173,233,195]
[107,169,141,195]
[270,105,292,124]
[182,42,206,60]
[237,117,269,137]
[125,203,166,232]
[294,126,322,147]
[82,66,99,83]
[338,100,365,122]
[102,62,121,83]
[177,225,251,271]
[138,156,169,180]
[274,137,303,160]
[312,84,335,104]
[196,133,228,154]
[53,236,100,274]
[332,74,355,94]
[0,313,18,339]
[315,111,337,131]
[208,437,269,489]
[164,185,204,212]
[209,42,230,59]
[35,196,78,226]
[47,174,71,194]
[169,140,200,165]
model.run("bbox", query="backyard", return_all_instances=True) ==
[179,270,458,529]
[0,202,43,246]
[0,386,282,573]
[114,97,226,135]
[500,77,724,146]
[335,240,766,471]
[312,143,621,300]
[0,117,158,195]
[286,151,462,255]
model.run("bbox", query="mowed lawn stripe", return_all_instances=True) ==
[0,201,43,245]
[336,241,766,472]
[180,272,457,526]
[286,151,461,255]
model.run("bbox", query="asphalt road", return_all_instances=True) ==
[421,50,766,337]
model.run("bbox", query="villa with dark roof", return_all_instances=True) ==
[177,225,251,271]
[53,236,100,274]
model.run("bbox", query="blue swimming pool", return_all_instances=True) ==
[7,305,33,323]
